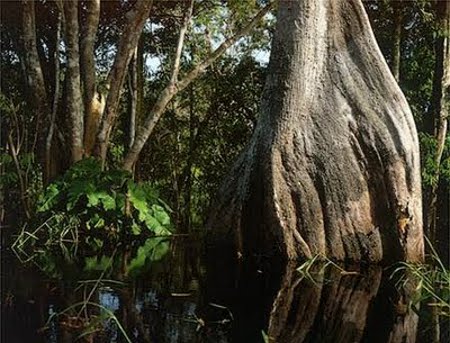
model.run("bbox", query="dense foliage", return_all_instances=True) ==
[13,159,172,277]
[0,0,448,259]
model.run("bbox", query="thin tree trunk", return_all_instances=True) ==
[7,135,30,219]
[121,2,274,171]
[208,0,424,263]
[63,0,84,163]
[426,0,450,242]
[80,0,101,154]
[93,0,153,164]
[127,49,138,148]
[20,0,48,164]
[45,11,61,183]
[391,3,402,82]
[137,36,144,126]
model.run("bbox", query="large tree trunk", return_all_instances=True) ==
[268,263,419,343]
[208,0,424,263]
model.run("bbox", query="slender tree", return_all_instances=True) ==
[427,0,449,242]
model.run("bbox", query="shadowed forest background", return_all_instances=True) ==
[1,1,450,343]
[1,0,448,259]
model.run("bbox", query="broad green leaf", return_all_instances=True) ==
[127,238,169,274]
[67,180,96,210]
[37,183,61,212]
[87,191,116,210]
[152,204,171,226]
[128,181,150,219]
[131,222,141,235]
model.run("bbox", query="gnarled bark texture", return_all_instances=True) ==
[207,0,424,263]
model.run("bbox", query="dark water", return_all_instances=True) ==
[1,237,448,343]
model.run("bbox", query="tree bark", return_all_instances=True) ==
[20,0,49,164]
[63,0,84,163]
[93,0,153,164]
[268,264,419,343]
[127,50,138,149]
[80,0,101,153]
[207,0,424,263]
[45,10,62,183]
[426,0,450,242]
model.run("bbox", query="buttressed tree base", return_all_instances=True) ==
[208,0,424,263]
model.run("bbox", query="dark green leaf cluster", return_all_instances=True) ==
[12,159,174,278]
[36,158,172,243]
[419,133,450,187]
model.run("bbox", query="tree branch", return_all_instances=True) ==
[93,0,153,163]
[121,2,274,171]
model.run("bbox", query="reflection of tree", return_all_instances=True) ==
[268,264,419,343]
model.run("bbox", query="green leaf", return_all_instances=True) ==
[128,181,150,220]
[127,238,169,274]
[87,191,116,210]
[67,180,95,210]
[152,204,171,226]
[131,222,141,235]
[143,215,170,236]
[37,183,61,212]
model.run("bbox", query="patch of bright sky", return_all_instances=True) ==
[144,9,272,77]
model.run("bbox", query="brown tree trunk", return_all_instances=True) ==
[20,0,49,164]
[127,49,138,149]
[208,0,424,263]
[93,0,153,164]
[426,0,450,243]
[45,10,62,183]
[80,0,101,157]
[268,264,419,343]
[63,0,84,163]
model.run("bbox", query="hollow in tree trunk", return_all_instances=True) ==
[207,0,424,264]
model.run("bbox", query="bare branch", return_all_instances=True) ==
[122,2,274,171]
[7,134,31,220]
[170,0,194,85]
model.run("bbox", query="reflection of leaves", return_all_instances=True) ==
[84,255,113,271]
[127,238,169,274]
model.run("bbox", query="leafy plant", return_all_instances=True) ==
[13,158,173,276]
[420,132,450,187]
[391,237,450,317]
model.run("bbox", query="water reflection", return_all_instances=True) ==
[267,263,419,343]
[1,239,447,342]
